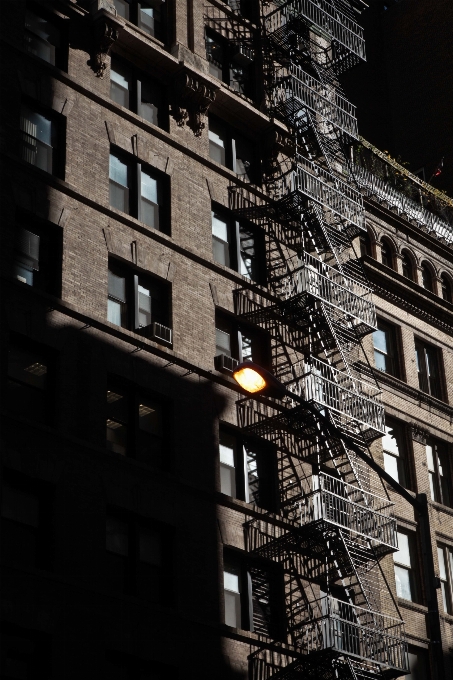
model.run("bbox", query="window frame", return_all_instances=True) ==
[373,318,400,378]
[211,205,265,283]
[420,262,434,293]
[208,115,258,183]
[20,101,65,179]
[24,3,68,71]
[380,238,395,269]
[223,549,284,639]
[109,148,170,234]
[1,470,54,571]
[105,508,172,600]
[218,426,278,512]
[107,257,172,341]
[110,54,168,130]
[440,274,452,303]
[414,338,443,399]
[205,29,255,100]
[215,312,271,369]
[401,249,415,281]
[113,0,169,44]
[437,543,453,614]
[426,438,451,508]
[393,530,420,604]
[381,417,410,488]
[106,377,169,468]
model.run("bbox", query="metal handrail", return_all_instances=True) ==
[299,473,397,549]
[265,0,366,60]
[272,64,358,138]
[273,155,364,229]
[354,164,453,245]
[279,252,376,329]
[293,596,407,671]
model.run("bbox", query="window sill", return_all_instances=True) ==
[430,501,453,517]
[397,598,427,613]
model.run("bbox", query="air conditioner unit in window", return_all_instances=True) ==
[215,353,239,374]
[231,44,255,64]
[138,322,172,345]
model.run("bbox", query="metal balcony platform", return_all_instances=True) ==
[292,596,408,676]
[265,0,366,63]
[272,155,364,230]
[271,65,358,138]
[297,473,397,553]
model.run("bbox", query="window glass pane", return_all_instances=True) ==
[15,264,34,285]
[219,432,235,467]
[373,329,387,353]
[138,284,152,327]
[234,136,253,180]
[212,213,228,241]
[108,269,126,301]
[438,546,447,579]
[206,34,224,70]
[25,10,59,64]
[216,328,231,356]
[383,452,399,483]
[108,299,126,327]
[107,389,129,421]
[224,570,240,593]
[426,445,434,471]
[395,532,411,567]
[209,121,227,166]
[374,350,387,372]
[110,59,131,108]
[109,155,129,186]
[1,485,39,527]
[240,332,253,362]
[138,1,162,37]
[20,107,53,172]
[246,448,259,504]
[8,346,47,390]
[106,418,128,455]
[394,565,412,600]
[239,227,256,280]
[20,107,52,145]
[139,527,161,565]
[220,464,236,497]
[113,0,130,19]
[383,424,399,455]
[106,517,129,555]
[138,400,162,435]
[139,80,161,125]
[140,171,159,229]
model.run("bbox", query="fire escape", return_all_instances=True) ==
[214,0,410,677]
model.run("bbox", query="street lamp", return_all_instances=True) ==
[232,360,443,678]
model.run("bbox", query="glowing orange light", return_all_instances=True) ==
[233,366,267,394]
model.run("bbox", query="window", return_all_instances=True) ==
[401,250,414,280]
[380,238,394,269]
[382,418,409,487]
[212,208,263,282]
[24,6,65,69]
[105,512,170,599]
[109,151,168,232]
[208,116,257,182]
[215,313,270,371]
[106,381,166,466]
[1,472,54,570]
[373,319,399,377]
[12,216,62,294]
[437,544,453,613]
[421,263,433,292]
[107,259,172,343]
[426,439,451,507]
[415,340,442,398]
[405,646,429,680]
[20,105,63,177]
[441,274,452,303]
[110,55,166,128]
[359,231,372,258]
[393,531,418,602]
[223,551,283,638]
[113,0,167,42]
[205,30,254,98]
[1,623,52,680]
[219,428,277,511]
[6,336,54,424]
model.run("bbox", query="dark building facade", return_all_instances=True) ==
[0,1,452,679]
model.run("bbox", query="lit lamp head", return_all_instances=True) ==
[232,362,286,399]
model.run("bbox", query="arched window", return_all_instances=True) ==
[441,274,452,303]
[421,263,433,292]
[401,250,414,281]
[380,239,394,269]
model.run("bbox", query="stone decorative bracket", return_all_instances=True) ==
[410,423,429,445]
[90,2,122,78]
[172,66,218,137]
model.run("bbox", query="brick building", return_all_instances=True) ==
[0,1,452,679]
